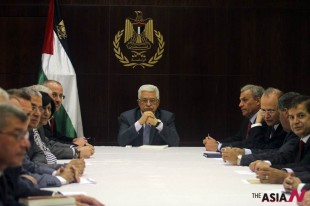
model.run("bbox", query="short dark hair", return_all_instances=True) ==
[288,95,310,113]
[0,103,28,131]
[278,92,300,111]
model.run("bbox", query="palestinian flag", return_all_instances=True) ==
[38,0,83,138]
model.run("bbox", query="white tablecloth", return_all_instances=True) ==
[48,146,296,206]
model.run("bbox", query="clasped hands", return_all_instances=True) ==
[139,111,158,126]
[56,159,86,183]
[250,160,289,184]
[221,147,244,165]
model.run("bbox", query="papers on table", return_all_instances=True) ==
[139,145,168,149]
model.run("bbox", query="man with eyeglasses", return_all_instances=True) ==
[118,84,180,147]
[0,103,53,206]
[222,87,287,164]
[42,80,88,147]
[252,95,310,184]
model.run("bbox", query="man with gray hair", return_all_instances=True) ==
[118,84,180,146]
[204,84,264,151]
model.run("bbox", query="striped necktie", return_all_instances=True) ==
[33,129,57,164]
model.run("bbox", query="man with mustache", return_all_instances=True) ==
[42,80,88,147]
[203,84,264,151]
[118,84,180,147]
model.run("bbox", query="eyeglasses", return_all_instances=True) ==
[0,130,29,141]
[52,92,65,100]
[260,109,277,115]
[138,98,159,105]
[32,105,44,113]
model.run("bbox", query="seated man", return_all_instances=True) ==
[222,88,286,164]
[254,95,310,184]
[239,92,300,166]
[203,84,264,151]
[42,80,88,146]
[7,88,86,187]
[0,103,104,206]
[118,84,180,146]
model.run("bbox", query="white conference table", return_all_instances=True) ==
[47,147,296,206]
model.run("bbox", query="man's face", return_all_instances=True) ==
[239,89,260,117]
[0,116,29,169]
[260,94,280,126]
[29,95,43,129]
[138,91,160,113]
[45,82,64,111]
[288,103,310,138]
[18,98,33,120]
[279,109,291,132]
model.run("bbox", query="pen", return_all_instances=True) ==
[86,137,91,140]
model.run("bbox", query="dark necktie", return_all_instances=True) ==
[298,140,305,161]
[49,118,55,134]
[270,127,276,139]
[246,121,252,139]
[143,125,151,145]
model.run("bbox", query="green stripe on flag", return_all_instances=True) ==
[55,106,76,138]
[38,69,48,83]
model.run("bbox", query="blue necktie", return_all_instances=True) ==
[143,125,151,145]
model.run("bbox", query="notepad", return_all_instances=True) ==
[203,151,222,158]
[139,145,168,149]
[19,196,76,206]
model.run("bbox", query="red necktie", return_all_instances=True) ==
[50,118,55,134]
[298,140,305,161]
[246,122,252,139]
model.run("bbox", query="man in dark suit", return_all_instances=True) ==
[239,92,300,166]
[42,80,88,147]
[0,103,48,205]
[222,87,286,164]
[203,84,264,151]
[255,95,310,184]
[118,84,180,147]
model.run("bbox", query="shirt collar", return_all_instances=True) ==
[250,113,258,124]
[301,134,310,143]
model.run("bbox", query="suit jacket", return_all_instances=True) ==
[27,129,49,164]
[38,126,74,159]
[240,132,299,166]
[43,118,75,144]
[220,118,250,148]
[4,167,53,199]
[0,173,22,206]
[248,124,287,150]
[118,107,180,147]
[220,118,268,149]
[22,156,62,188]
[272,137,310,170]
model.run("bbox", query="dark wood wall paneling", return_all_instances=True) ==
[1,0,309,146]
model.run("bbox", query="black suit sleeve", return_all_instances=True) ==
[117,114,141,146]
[154,113,180,146]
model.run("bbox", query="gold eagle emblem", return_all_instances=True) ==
[113,11,165,68]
